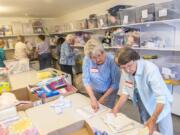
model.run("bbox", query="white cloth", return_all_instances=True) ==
[14,42,29,59]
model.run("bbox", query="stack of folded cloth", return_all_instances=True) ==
[8,118,39,135]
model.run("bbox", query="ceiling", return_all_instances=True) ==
[0,0,108,18]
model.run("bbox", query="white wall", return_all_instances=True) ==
[58,0,171,24]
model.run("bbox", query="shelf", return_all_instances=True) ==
[49,19,180,35]
[0,33,47,38]
[73,45,180,51]
[133,47,180,51]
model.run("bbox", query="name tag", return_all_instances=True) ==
[90,68,99,73]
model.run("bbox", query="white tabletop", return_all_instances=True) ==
[25,93,161,135]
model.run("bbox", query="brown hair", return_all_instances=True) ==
[115,47,140,65]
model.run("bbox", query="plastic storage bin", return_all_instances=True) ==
[97,14,108,28]
[153,56,180,81]
[87,19,98,29]
[107,14,121,26]
[136,3,155,23]
[119,8,136,25]
[155,1,180,21]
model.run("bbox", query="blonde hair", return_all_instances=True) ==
[84,39,104,57]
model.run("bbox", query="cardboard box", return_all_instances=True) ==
[47,120,94,135]
[136,3,155,23]
[11,87,41,111]
[33,84,78,104]
[155,1,180,21]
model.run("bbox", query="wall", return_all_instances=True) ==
[58,0,171,24]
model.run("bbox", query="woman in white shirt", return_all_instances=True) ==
[14,35,29,60]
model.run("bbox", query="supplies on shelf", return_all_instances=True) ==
[136,3,156,23]
[119,8,136,25]
[155,1,180,21]
[31,20,44,34]
[125,30,140,47]
[97,14,108,28]
[22,23,33,35]
[111,28,125,46]
[102,31,112,47]
[12,22,23,35]
[88,14,98,29]
[153,56,180,81]
[107,14,121,26]
[79,19,88,30]
[0,25,13,36]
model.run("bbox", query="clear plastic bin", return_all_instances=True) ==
[87,18,98,29]
[119,8,136,25]
[97,14,108,28]
[155,1,180,21]
[153,56,180,80]
[136,3,155,23]
[107,14,121,26]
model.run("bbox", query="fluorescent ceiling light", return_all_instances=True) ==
[0,6,12,13]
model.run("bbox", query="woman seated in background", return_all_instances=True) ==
[59,34,75,83]
[14,35,29,60]
[82,39,120,111]
[36,35,51,70]
[0,39,5,67]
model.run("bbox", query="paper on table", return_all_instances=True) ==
[76,104,107,119]
[102,113,138,134]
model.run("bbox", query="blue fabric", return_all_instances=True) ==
[39,53,51,70]
[121,59,173,123]
[59,42,75,66]
[82,54,120,93]
[0,48,5,67]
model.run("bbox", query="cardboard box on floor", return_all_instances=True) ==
[47,120,94,135]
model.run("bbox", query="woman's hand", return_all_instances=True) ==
[90,97,99,112]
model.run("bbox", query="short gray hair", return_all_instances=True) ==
[84,39,104,57]
[65,34,75,42]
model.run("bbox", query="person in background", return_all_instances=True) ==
[56,37,65,67]
[112,47,173,135]
[36,35,51,70]
[14,35,29,60]
[82,39,120,111]
[0,40,5,67]
[59,34,75,83]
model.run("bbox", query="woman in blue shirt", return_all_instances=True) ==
[112,47,173,135]
[82,39,120,111]
[60,34,75,83]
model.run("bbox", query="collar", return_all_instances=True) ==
[135,59,144,76]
